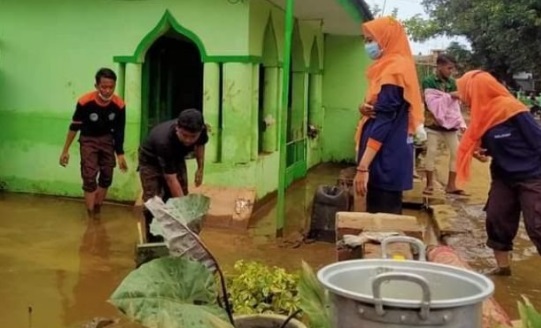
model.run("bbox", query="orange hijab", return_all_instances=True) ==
[456,70,528,185]
[354,17,424,151]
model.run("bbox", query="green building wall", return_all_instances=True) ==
[0,0,371,202]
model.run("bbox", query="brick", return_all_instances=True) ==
[336,246,364,262]
[336,212,425,241]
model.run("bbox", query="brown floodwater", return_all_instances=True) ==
[0,162,539,327]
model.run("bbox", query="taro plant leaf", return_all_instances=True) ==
[109,257,233,328]
[148,194,210,237]
[297,261,332,328]
[166,194,210,234]
[520,296,541,328]
[144,196,217,273]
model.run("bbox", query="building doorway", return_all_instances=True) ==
[141,30,203,139]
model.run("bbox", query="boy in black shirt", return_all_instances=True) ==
[59,68,128,218]
[138,109,208,241]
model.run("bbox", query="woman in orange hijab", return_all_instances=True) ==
[457,70,541,276]
[354,17,424,214]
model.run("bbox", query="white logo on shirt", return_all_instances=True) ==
[109,113,116,121]
[89,113,99,122]
[407,136,414,144]
[494,133,511,139]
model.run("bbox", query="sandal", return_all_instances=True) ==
[445,189,470,196]
[423,187,434,195]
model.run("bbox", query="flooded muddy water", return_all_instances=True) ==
[0,162,539,326]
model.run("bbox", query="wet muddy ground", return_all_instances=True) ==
[0,162,539,327]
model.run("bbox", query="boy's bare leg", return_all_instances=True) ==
[84,191,96,218]
[94,187,108,214]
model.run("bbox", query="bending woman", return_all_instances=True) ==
[456,70,541,276]
[354,17,424,214]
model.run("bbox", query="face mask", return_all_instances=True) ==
[365,41,382,60]
[98,92,113,102]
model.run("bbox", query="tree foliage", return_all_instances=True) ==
[370,4,398,19]
[403,0,541,83]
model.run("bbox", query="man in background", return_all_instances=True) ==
[422,54,467,196]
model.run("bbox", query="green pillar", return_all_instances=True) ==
[276,0,295,235]
[203,62,220,163]
[276,67,285,151]
[292,72,308,140]
[307,73,323,168]
[251,64,259,161]
[309,73,323,127]
[116,62,126,99]
[222,62,253,164]
[263,67,279,153]
[124,63,142,150]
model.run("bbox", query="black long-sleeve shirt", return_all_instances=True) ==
[69,91,126,154]
[481,112,541,182]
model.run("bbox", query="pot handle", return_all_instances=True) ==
[381,236,427,261]
[372,272,431,320]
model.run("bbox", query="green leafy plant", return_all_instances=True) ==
[226,260,300,316]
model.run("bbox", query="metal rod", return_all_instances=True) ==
[276,0,295,236]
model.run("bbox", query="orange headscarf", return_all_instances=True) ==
[456,70,528,185]
[354,17,424,151]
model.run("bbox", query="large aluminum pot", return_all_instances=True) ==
[318,237,494,327]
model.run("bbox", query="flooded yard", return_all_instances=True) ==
[0,163,540,326]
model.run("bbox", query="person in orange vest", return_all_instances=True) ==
[456,70,541,276]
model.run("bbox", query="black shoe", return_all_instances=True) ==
[486,266,512,277]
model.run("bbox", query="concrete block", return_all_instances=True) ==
[133,186,256,231]
[403,178,446,207]
[336,212,425,241]
[429,204,467,236]
[192,186,256,230]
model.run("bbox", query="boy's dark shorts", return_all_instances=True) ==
[79,135,116,192]
[485,178,541,254]
[138,161,188,203]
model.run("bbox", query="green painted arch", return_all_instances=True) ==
[308,37,321,73]
[261,13,279,67]
[114,10,208,64]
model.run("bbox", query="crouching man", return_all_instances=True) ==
[138,109,208,242]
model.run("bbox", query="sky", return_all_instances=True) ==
[363,0,467,55]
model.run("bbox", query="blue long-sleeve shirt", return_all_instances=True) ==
[357,85,413,191]
[481,112,541,182]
